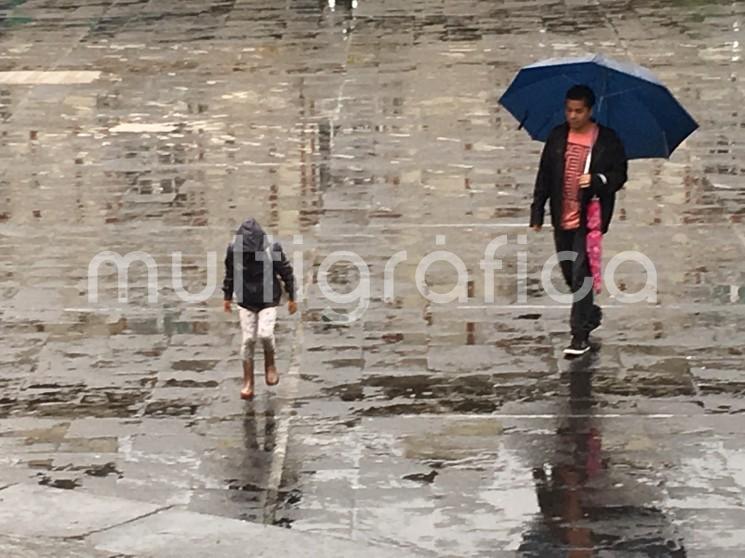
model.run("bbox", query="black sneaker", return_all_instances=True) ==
[564,336,590,357]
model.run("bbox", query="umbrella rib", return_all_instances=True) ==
[600,85,646,99]
[633,93,673,157]
[507,72,578,99]
[558,73,579,85]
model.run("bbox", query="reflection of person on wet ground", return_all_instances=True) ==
[522,364,686,557]
[243,399,278,453]
[229,400,279,523]
[529,85,628,358]
[532,370,600,557]
[222,218,297,400]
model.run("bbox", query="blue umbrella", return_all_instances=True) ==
[498,54,698,159]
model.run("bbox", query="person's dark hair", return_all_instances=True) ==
[566,85,595,109]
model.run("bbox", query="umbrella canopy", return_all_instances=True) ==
[499,54,698,159]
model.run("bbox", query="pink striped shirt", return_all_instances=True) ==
[561,125,596,230]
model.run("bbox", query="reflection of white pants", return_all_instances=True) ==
[238,306,277,362]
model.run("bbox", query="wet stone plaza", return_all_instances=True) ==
[0,0,744,556]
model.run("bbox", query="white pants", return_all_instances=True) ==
[238,306,277,362]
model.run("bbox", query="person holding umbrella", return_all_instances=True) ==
[499,54,698,357]
[531,84,627,356]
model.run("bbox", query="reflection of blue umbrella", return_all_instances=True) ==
[499,54,698,159]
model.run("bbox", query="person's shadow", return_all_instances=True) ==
[521,352,686,557]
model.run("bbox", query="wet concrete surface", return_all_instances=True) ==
[1,0,745,556]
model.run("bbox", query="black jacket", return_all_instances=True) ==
[530,123,628,234]
[222,218,296,311]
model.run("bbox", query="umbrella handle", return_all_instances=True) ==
[584,126,599,174]
[584,126,600,199]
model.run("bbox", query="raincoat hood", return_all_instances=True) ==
[234,218,267,252]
